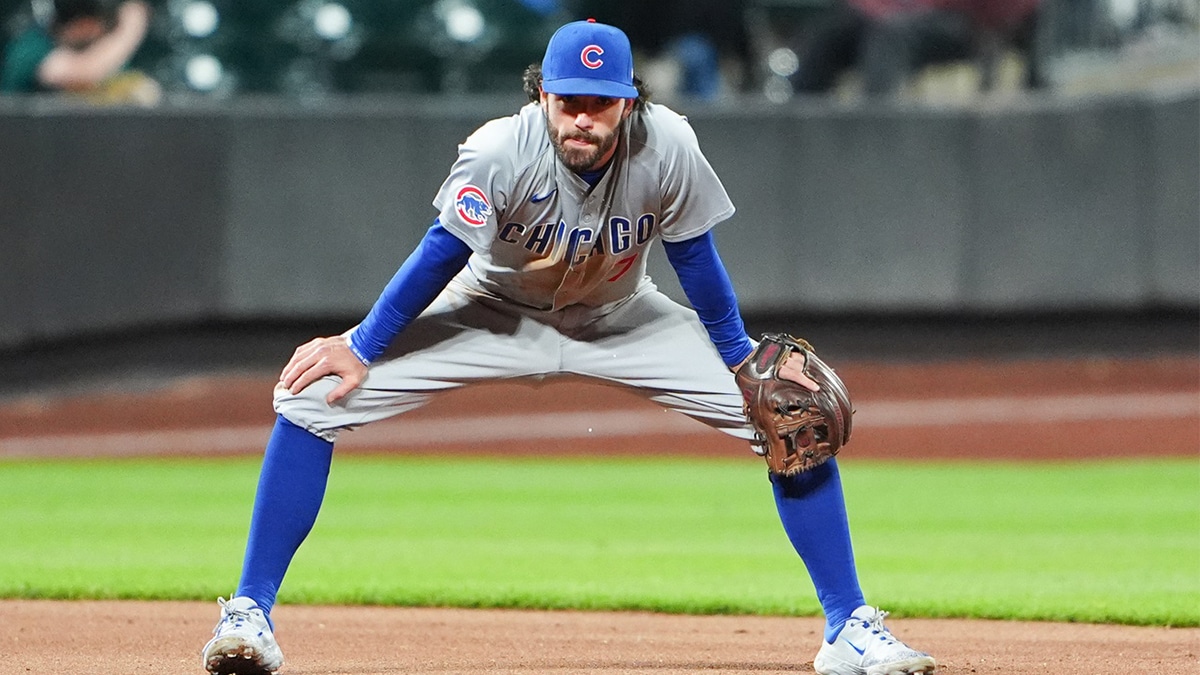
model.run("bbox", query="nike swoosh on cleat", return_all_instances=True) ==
[530,189,556,203]
[846,640,867,655]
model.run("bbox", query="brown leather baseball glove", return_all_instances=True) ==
[734,334,854,475]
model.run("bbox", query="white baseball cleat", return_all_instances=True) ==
[813,605,936,675]
[201,596,285,675]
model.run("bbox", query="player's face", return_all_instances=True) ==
[541,91,632,173]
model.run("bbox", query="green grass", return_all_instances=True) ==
[1,456,1196,626]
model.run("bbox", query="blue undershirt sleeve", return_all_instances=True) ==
[662,231,755,368]
[347,220,473,364]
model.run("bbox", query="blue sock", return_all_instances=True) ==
[235,415,334,618]
[770,459,866,643]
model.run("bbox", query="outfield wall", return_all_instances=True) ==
[1,89,1196,349]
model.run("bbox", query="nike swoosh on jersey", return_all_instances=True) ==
[530,189,557,203]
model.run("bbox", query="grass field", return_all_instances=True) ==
[1,455,1196,627]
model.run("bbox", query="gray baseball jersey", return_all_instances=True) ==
[433,101,735,310]
[276,101,754,445]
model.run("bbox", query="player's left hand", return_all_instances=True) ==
[778,352,820,392]
[735,349,820,392]
[280,335,368,404]
[734,333,853,475]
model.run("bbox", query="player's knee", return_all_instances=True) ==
[272,380,342,442]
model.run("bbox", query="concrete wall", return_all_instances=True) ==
[1,90,1196,349]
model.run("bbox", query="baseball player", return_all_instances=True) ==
[201,19,936,675]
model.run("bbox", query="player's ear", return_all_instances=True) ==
[539,86,548,106]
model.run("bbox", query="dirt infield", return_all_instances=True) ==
[2,355,1198,674]
[3,600,1199,675]
[3,356,1198,460]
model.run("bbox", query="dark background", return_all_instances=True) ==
[1,0,1196,396]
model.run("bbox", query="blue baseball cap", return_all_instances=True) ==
[541,19,637,99]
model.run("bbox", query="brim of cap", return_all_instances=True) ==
[542,77,637,99]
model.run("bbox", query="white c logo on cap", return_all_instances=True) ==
[581,45,604,69]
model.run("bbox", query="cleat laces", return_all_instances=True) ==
[214,597,255,635]
[860,609,900,648]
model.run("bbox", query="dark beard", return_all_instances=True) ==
[547,120,618,173]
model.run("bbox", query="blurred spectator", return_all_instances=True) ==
[791,0,1044,98]
[945,0,1046,90]
[579,0,751,100]
[1,0,159,104]
[515,0,563,18]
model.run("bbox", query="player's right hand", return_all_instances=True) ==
[280,335,368,405]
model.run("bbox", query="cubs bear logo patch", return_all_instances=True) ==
[455,185,492,227]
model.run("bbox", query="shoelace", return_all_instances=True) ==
[860,609,900,646]
[214,597,256,635]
